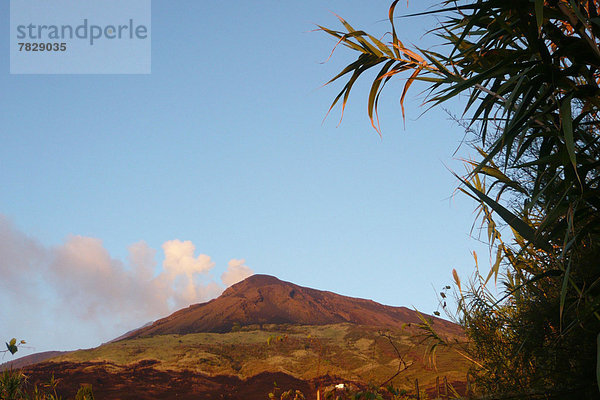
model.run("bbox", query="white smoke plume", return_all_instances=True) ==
[221,259,254,286]
[0,215,253,352]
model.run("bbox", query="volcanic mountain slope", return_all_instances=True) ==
[128,274,462,338]
[25,275,469,399]
[0,351,69,371]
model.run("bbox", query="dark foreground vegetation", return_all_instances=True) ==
[3,361,465,400]
[322,0,600,398]
[0,367,94,400]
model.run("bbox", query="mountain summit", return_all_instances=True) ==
[127,274,461,338]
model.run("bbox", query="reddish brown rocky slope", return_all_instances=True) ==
[128,274,461,338]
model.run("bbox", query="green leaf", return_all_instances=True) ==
[388,0,402,58]
[367,60,396,132]
[456,173,552,252]
[365,33,394,58]
[569,0,590,29]
[560,258,573,327]
[560,95,578,174]
[334,14,382,56]
[485,245,503,285]
[535,0,544,33]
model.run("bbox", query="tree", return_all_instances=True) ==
[321,0,600,398]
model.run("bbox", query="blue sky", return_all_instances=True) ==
[0,1,492,357]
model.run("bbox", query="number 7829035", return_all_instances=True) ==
[18,42,67,51]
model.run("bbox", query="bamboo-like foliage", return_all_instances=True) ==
[322,0,600,398]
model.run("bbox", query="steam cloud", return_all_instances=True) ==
[221,259,253,287]
[0,215,253,350]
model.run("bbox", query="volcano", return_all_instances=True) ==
[20,275,468,399]
[127,274,462,338]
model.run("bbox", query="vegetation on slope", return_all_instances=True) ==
[51,323,468,392]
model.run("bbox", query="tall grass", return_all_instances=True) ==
[0,368,94,400]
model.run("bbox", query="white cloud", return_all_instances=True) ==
[128,241,157,282]
[162,239,214,277]
[49,236,169,321]
[0,215,254,352]
[221,259,254,287]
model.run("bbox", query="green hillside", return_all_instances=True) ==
[51,323,468,391]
